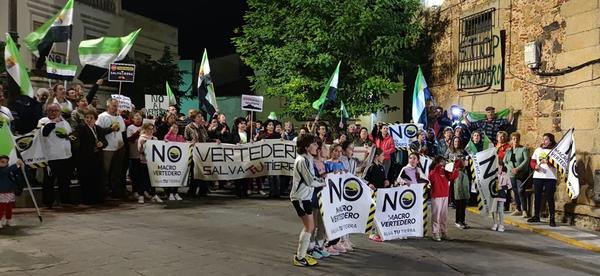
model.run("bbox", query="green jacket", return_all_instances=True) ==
[454,170,471,200]
[503,146,530,179]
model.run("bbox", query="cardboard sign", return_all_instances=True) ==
[111,94,132,112]
[108,63,136,83]
[375,185,424,240]
[319,173,374,240]
[144,94,168,118]
[241,94,264,112]
[144,140,192,187]
[389,123,424,148]
[470,147,499,216]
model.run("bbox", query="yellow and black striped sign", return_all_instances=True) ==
[28,162,47,168]
[365,191,376,233]
[317,190,325,218]
[422,184,430,237]
[187,145,193,167]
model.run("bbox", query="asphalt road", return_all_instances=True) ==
[1,196,600,276]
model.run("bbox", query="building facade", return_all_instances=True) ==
[429,0,600,230]
[0,0,178,104]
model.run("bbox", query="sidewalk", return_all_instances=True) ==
[467,207,600,253]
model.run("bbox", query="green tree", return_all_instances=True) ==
[233,0,424,121]
[131,46,185,109]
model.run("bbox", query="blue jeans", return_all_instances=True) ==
[510,177,527,212]
[533,178,556,219]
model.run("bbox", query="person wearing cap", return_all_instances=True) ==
[465,106,514,144]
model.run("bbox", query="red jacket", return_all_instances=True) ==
[375,135,396,160]
[428,161,460,198]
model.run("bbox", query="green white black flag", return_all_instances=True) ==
[78,29,141,69]
[24,0,73,59]
[4,33,34,98]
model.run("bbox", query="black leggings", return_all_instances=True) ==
[533,178,556,219]
[455,199,467,224]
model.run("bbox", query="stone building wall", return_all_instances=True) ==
[429,0,600,230]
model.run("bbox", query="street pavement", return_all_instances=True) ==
[1,196,600,276]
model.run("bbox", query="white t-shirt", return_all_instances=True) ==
[0,106,13,122]
[96,112,125,151]
[37,117,72,161]
[239,131,247,144]
[532,147,557,179]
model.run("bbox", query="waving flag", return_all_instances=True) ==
[0,117,18,165]
[339,101,349,129]
[46,60,77,80]
[197,49,218,116]
[4,34,34,98]
[412,66,432,127]
[78,29,140,68]
[548,128,580,199]
[312,61,341,112]
[166,81,176,105]
[24,0,73,68]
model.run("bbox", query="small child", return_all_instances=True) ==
[307,139,332,259]
[429,156,460,241]
[453,158,470,229]
[395,152,428,186]
[492,165,512,232]
[323,144,350,253]
[0,155,24,228]
[164,124,185,201]
[138,123,163,204]
[364,148,389,242]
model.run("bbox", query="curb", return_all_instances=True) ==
[466,207,600,254]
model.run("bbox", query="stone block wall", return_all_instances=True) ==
[429,0,600,231]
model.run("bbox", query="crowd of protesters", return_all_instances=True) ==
[1,80,561,237]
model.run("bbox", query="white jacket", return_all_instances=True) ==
[290,154,325,201]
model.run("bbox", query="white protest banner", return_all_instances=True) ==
[318,172,374,240]
[193,139,296,181]
[14,130,47,168]
[111,94,132,112]
[470,147,498,216]
[389,123,423,148]
[375,185,424,240]
[241,94,264,112]
[144,140,192,187]
[419,155,433,180]
[548,128,579,199]
[144,94,168,117]
[355,146,375,177]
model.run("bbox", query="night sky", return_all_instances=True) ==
[121,0,248,59]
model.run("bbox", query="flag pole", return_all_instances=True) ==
[13,148,43,223]
[250,111,254,142]
[118,81,122,95]
[20,165,43,223]
[63,38,71,88]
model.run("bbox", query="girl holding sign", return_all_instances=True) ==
[290,134,324,267]
[307,138,332,259]
[429,156,460,241]
[395,152,428,186]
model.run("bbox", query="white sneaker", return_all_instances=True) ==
[491,224,498,231]
[6,219,15,227]
[151,195,163,203]
[0,218,5,226]
[497,225,505,232]
[168,193,176,201]
[138,196,144,204]
[174,194,183,201]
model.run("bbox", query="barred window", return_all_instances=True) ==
[457,8,496,91]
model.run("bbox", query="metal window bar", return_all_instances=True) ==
[457,8,496,90]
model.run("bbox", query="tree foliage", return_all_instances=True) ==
[131,46,185,108]
[233,0,424,121]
